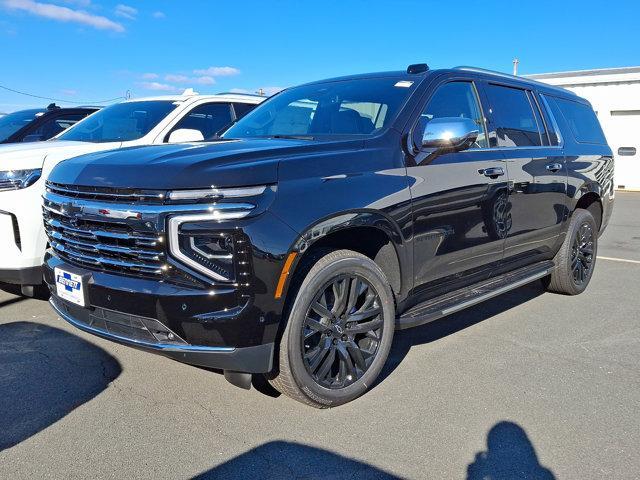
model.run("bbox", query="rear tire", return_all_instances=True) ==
[545,209,598,295]
[268,249,395,408]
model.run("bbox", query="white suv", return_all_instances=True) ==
[0,91,264,295]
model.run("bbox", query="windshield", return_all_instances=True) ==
[223,77,416,139]
[57,101,177,143]
[0,109,41,142]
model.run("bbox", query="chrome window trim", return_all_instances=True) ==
[539,94,564,147]
[466,145,563,153]
[168,212,251,282]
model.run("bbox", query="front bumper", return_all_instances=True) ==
[0,181,49,276]
[50,295,274,372]
[44,253,280,374]
[0,265,42,286]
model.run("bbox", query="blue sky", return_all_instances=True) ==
[1,0,639,112]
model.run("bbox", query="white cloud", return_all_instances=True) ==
[193,66,240,77]
[114,3,136,20]
[60,88,78,96]
[164,74,189,83]
[141,72,158,80]
[152,11,164,19]
[139,81,178,92]
[59,0,91,6]
[3,0,124,32]
[192,76,215,85]
[161,74,216,86]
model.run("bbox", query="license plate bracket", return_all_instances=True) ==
[54,265,90,307]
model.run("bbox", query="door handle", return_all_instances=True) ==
[479,167,505,178]
[545,163,563,173]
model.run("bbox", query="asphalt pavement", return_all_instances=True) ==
[1,192,639,479]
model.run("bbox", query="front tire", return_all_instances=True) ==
[268,249,395,408]
[545,209,598,295]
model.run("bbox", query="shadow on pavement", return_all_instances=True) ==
[379,281,545,384]
[0,321,121,451]
[467,421,555,479]
[191,440,401,479]
[0,295,26,309]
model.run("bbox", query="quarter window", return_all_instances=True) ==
[554,97,607,144]
[419,81,488,148]
[485,84,542,147]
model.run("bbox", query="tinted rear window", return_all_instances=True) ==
[553,97,606,144]
[485,84,542,147]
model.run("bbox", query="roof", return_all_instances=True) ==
[302,70,421,86]
[297,66,575,98]
[448,66,576,96]
[121,92,265,104]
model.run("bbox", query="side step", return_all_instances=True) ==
[396,260,555,330]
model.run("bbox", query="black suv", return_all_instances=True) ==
[0,104,99,144]
[43,64,614,407]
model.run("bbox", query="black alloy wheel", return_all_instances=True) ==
[301,274,383,389]
[571,222,594,286]
[545,208,598,295]
[268,249,395,408]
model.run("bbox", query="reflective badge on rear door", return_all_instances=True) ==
[54,267,85,307]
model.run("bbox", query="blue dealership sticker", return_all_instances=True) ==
[54,268,85,306]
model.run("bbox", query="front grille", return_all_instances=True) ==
[43,187,165,277]
[46,181,167,204]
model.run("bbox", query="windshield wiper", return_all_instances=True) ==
[268,134,315,140]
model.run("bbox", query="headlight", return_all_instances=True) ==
[0,169,42,191]
[168,211,252,282]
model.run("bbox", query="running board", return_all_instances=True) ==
[396,260,555,330]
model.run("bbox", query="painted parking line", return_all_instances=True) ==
[597,256,640,265]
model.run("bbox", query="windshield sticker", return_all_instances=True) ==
[394,81,414,88]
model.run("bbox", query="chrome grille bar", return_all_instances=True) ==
[42,182,255,280]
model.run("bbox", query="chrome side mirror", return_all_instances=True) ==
[421,117,479,152]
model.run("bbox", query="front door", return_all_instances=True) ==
[407,79,509,301]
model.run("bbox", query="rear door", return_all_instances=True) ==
[407,78,509,300]
[481,82,568,270]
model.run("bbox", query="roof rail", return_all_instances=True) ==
[453,66,577,95]
[215,92,269,98]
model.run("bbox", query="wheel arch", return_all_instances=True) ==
[573,182,603,231]
[282,211,407,304]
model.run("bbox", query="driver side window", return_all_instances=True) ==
[168,103,233,141]
[420,81,488,148]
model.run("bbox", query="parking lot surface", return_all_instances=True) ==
[1,192,638,479]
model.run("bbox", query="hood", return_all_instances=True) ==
[0,140,121,171]
[47,138,360,190]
